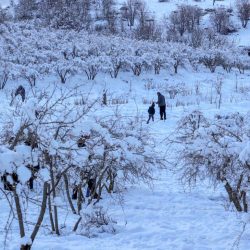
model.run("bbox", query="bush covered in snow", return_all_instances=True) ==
[0,22,248,91]
[0,86,161,249]
[171,110,250,212]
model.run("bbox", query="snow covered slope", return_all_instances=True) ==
[0,0,250,249]
[2,0,249,46]
[0,67,250,249]
[117,0,233,18]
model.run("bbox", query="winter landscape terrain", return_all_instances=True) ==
[0,0,250,250]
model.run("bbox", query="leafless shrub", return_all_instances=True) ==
[0,6,10,24]
[111,97,128,104]
[0,67,9,90]
[189,27,204,48]
[238,85,250,94]
[74,97,86,106]
[214,78,223,109]
[121,0,142,27]
[169,5,203,37]
[0,85,95,248]
[210,8,233,35]
[236,0,250,28]
[199,52,221,73]
[169,111,250,213]
[144,79,157,90]
[79,206,117,237]
[165,82,191,99]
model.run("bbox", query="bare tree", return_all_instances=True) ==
[38,0,92,30]
[189,27,204,48]
[169,9,186,36]
[134,0,148,37]
[236,0,250,28]
[0,6,11,23]
[15,0,38,20]
[200,53,221,73]
[169,111,249,213]
[102,0,117,33]
[0,66,9,89]
[169,5,203,37]
[203,28,229,49]
[210,8,231,34]
[121,0,141,27]
[214,78,223,109]
[56,66,72,84]
[133,1,160,40]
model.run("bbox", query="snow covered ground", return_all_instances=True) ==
[27,175,250,250]
[1,0,250,249]
[1,67,250,249]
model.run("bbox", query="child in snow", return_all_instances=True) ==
[147,102,155,124]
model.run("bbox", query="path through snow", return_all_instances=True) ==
[30,108,250,250]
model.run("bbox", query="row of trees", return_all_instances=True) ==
[13,0,154,36]
[1,1,250,40]
[0,22,249,89]
[167,1,249,40]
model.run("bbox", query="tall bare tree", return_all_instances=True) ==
[236,0,250,28]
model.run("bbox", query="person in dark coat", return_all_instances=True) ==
[15,85,25,102]
[147,102,155,124]
[86,178,98,199]
[156,92,166,120]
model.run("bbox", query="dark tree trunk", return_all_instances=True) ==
[63,173,77,214]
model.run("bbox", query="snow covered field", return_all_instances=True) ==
[1,67,250,249]
[1,0,250,249]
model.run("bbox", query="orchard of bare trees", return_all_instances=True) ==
[0,21,249,92]
[0,85,163,249]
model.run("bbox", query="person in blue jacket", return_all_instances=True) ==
[147,102,155,124]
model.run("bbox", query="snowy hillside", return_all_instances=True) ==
[2,0,249,45]
[0,0,250,250]
[1,61,250,250]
